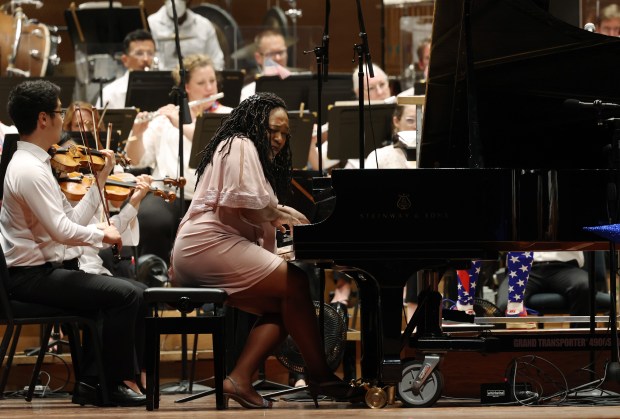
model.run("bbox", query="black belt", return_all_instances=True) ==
[532,259,579,268]
[8,258,79,275]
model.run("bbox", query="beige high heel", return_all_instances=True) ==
[223,376,273,409]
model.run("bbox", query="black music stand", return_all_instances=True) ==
[0,77,75,124]
[125,71,176,112]
[218,70,244,108]
[64,6,148,56]
[326,102,395,161]
[99,108,139,147]
[255,74,310,113]
[287,111,315,169]
[255,73,354,120]
[307,73,355,125]
[189,113,229,169]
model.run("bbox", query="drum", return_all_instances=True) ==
[0,10,53,77]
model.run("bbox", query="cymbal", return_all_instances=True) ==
[230,36,297,60]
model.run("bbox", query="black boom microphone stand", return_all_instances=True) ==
[158,0,199,395]
[354,0,373,169]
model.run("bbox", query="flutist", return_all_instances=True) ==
[125,53,231,263]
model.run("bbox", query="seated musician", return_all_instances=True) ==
[239,29,293,103]
[496,251,591,320]
[365,104,417,169]
[170,92,364,408]
[308,63,393,171]
[1,80,146,407]
[597,3,620,36]
[148,0,224,71]
[125,53,231,263]
[96,30,156,109]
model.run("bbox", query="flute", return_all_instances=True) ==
[134,92,225,124]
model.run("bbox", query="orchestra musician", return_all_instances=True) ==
[239,29,292,103]
[0,80,146,407]
[125,53,231,263]
[96,30,156,109]
[148,0,224,71]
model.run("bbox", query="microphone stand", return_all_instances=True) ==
[159,0,195,395]
[354,0,373,169]
[307,0,330,174]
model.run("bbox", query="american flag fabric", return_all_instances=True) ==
[506,251,533,304]
[457,260,481,307]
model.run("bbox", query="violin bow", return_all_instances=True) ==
[75,105,120,260]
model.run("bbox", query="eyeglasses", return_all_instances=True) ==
[128,50,155,58]
[259,49,288,59]
[49,110,66,119]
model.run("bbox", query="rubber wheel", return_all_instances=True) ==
[397,360,443,407]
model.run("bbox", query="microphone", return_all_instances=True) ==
[584,22,596,32]
[564,98,620,110]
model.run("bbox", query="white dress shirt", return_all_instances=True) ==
[64,203,139,275]
[138,115,196,201]
[0,141,104,267]
[533,251,584,268]
[96,71,130,109]
[148,8,224,71]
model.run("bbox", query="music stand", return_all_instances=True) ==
[219,70,244,108]
[125,71,176,112]
[99,108,139,146]
[64,6,148,56]
[255,74,311,112]
[255,73,355,125]
[307,73,355,125]
[326,103,396,160]
[288,111,314,169]
[189,113,229,169]
[0,77,75,124]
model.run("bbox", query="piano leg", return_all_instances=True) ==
[347,263,412,385]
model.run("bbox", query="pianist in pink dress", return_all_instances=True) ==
[170,92,363,408]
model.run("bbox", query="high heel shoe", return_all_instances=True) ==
[308,379,366,408]
[223,376,273,409]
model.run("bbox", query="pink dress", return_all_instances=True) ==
[170,136,283,295]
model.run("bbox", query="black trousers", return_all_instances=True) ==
[136,193,191,262]
[7,263,147,384]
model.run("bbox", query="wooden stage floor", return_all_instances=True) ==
[1,393,620,418]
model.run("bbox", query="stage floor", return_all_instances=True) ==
[1,393,620,418]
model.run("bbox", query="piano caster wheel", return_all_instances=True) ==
[364,386,388,409]
[397,360,444,408]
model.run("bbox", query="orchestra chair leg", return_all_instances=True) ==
[144,287,228,411]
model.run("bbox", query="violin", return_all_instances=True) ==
[58,172,183,203]
[48,144,106,173]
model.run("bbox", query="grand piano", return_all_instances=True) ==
[293,0,620,407]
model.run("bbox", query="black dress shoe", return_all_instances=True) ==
[72,381,105,407]
[108,383,147,407]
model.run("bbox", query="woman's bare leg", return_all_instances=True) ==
[228,262,333,382]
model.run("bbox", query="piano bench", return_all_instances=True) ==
[143,287,228,411]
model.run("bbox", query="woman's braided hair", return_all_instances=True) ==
[195,92,292,199]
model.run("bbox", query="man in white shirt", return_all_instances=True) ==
[96,29,156,109]
[240,29,291,102]
[148,0,224,71]
[1,80,147,407]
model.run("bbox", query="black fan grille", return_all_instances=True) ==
[276,301,347,373]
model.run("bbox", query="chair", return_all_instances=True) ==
[143,287,228,411]
[0,244,108,404]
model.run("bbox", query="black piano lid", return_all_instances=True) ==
[421,0,620,170]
